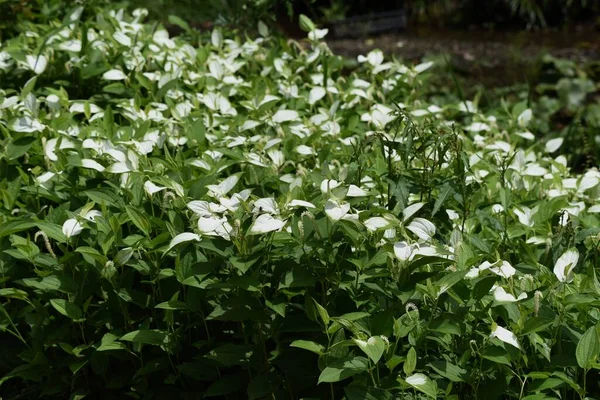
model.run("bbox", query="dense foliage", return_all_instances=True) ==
[0,5,600,399]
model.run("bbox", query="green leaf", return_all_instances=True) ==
[404,347,417,375]
[428,360,468,382]
[96,333,127,352]
[84,188,123,206]
[344,385,393,400]
[155,300,187,310]
[576,325,599,369]
[299,14,316,32]
[17,275,76,294]
[290,340,325,355]
[205,344,253,366]
[404,373,437,398]
[435,270,468,297]
[203,372,246,397]
[188,117,206,143]
[50,298,83,320]
[125,205,151,236]
[522,317,553,335]
[120,330,168,346]
[0,220,37,238]
[6,136,36,160]
[429,317,462,335]
[312,298,330,327]
[35,221,67,243]
[229,256,258,274]
[354,336,386,364]
[432,183,453,216]
[483,345,512,366]
[0,288,29,302]
[247,372,280,400]
[318,356,369,383]
[21,76,37,98]
[168,15,191,33]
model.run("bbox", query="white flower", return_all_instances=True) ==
[553,248,579,283]
[490,325,520,350]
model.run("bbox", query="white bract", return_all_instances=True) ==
[490,324,521,350]
[407,218,436,241]
[248,214,285,235]
[167,233,201,251]
[553,248,579,283]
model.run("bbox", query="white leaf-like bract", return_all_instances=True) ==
[402,202,425,222]
[308,87,326,105]
[517,108,532,128]
[394,241,414,262]
[167,233,201,251]
[206,174,240,197]
[248,214,285,235]
[492,286,527,304]
[62,219,83,239]
[288,200,315,209]
[407,218,436,241]
[490,325,521,350]
[553,248,579,283]
[81,159,105,172]
[144,181,166,195]
[272,109,299,123]
[545,138,564,153]
[324,199,350,222]
[489,260,517,279]
[364,217,392,232]
[253,198,279,215]
[25,55,47,74]
[102,69,127,80]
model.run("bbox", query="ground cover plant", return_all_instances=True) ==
[1,4,600,399]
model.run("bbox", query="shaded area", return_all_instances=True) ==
[327,25,600,87]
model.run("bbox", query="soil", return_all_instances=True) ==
[325,25,600,87]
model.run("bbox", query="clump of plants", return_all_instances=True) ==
[0,5,599,399]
